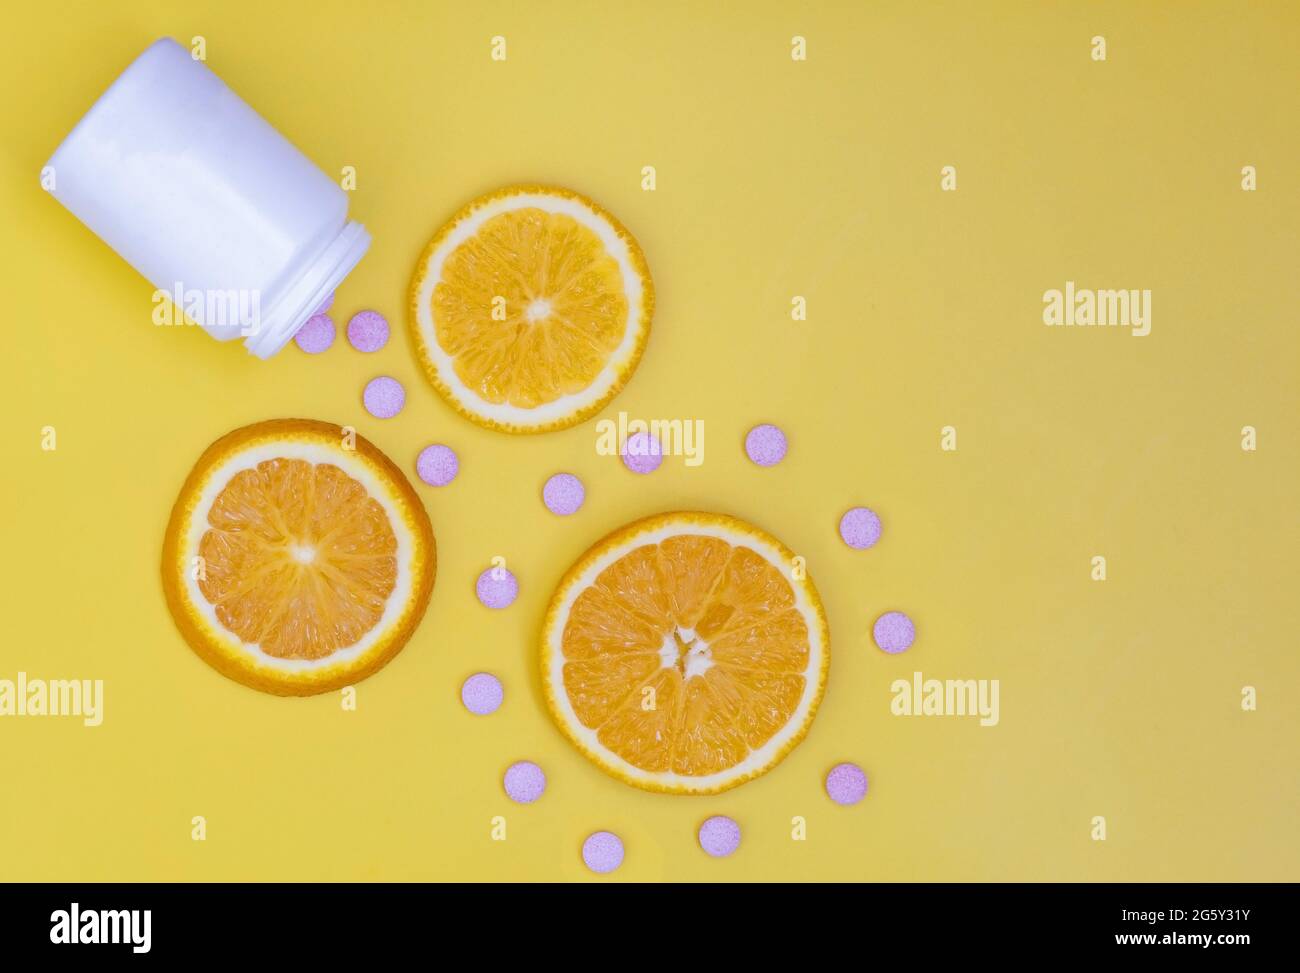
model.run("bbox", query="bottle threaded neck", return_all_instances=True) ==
[243,221,371,358]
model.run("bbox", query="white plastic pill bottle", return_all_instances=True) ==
[45,37,369,358]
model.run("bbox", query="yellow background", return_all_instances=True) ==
[1,0,1297,882]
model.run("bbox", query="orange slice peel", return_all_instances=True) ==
[409,185,653,433]
[541,512,830,794]
[161,418,436,695]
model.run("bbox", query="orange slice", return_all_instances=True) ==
[161,419,436,695]
[409,185,653,433]
[541,512,829,793]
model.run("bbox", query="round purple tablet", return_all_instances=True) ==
[826,763,869,806]
[873,611,915,654]
[621,431,663,474]
[362,376,405,419]
[697,816,741,858]
[460,672,503,715]
[416,444,459,486]
[314,290,335,314]
[475,565,518,609]
[581,831,625,874]
[503,761,545,804]
[347,309,390,353]
[294,313,335,354]
[839,507,882,549]
[542,473,585,515]
[744,423,787,467]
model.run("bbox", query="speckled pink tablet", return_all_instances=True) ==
[698,816,741,858]
[314,291,335,314]
[582,831,625,874]
[503,761,546,804]
[873,611,915,654]
[621,431,663,474]
[839,507,882,549]
[475,565,518,609]
[362,376,405,418]
[294,313,335,354]
[744,423,787,467]
[826,763,869,806]
[543,473,585,515]
[347,309,389,352]
[417,444,459,486]
[460,672,503,715]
